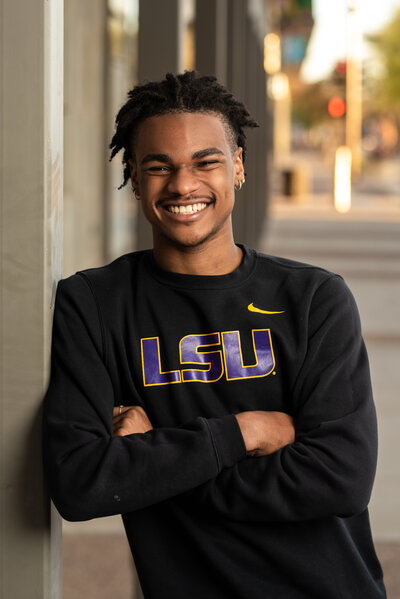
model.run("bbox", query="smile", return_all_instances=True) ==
[166,202,208,215]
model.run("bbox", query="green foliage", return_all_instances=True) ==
[368,9,400,113]
[279,0,312,20]
[292,82,329,126]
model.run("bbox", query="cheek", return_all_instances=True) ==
[206,169,235,192]
[140,178,164,202]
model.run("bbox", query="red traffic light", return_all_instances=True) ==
[328,97,346,118]
[335,61,347,75]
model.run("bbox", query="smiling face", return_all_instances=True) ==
[129,111,244,253]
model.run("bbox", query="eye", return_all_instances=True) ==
[196,160,220,169]
[146,165,171,175]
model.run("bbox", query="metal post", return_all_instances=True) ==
[0,1,63,597]
[346,0,363,176]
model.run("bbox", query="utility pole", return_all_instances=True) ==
[346,0,363,176]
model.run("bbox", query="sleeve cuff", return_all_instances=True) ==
[205,414,247,471]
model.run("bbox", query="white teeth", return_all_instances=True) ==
[167,202,207,214]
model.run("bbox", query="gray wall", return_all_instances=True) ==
[0,1,63,597]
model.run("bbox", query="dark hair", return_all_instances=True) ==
[109,71,259,188]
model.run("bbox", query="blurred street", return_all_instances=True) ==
[271,149,400,213]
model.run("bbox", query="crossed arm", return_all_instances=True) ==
[44,273,378,523]
[113,406,295,458]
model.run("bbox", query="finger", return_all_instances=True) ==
[112,405,144,417]
[112,406,129,417]
[112,413,125,424]
[112,418,125,431]
[113,427,126,437]
[113,418,128,431]
[112,406,141,425]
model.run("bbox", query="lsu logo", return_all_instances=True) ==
[141,329,275,387]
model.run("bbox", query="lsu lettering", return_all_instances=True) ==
[141,329,275,387]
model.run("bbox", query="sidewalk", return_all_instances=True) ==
[62,531,399,598]
[272,149,400,219]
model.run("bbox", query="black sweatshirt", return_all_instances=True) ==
[43,245,386,598]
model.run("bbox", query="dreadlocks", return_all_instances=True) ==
[109,71,259,188]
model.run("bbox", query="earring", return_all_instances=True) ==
[132,186,140,200]
[234,176,245,191]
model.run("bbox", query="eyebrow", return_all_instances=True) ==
[140,153,171,165]
[140,147,225,166]
[192,147,225,160]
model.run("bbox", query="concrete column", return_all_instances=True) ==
[0,1,63,598]
[64,0,108,277]
[136,0,185,250]
[195,0,228,84]
[138,0,185,81]
[195,0,267,249]
[245,5,269,247]
[227,0,268,249]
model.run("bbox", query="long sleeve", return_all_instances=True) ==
[188,275,378,522]
[42,275,246,522]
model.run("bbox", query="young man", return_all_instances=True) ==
[43,71,386,598]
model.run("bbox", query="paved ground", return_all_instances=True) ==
[63,534,135,599]
[63,532,399,599]
[63,534,400,599]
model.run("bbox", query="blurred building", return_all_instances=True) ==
[264,0,315,191]
[267,0,314,82]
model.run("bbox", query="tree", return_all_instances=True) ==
[367,9,400,114]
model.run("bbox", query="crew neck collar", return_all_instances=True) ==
[146,244,256,290]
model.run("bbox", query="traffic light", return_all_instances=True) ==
[328,96,346,118]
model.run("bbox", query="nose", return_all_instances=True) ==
[166,166,200,197]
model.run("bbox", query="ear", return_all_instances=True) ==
[233,147,244,185]
[128,159,139,193]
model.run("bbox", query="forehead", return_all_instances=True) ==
[133,112,234,159]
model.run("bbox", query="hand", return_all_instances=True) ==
[235,411,295,457]
[112,405,153,437]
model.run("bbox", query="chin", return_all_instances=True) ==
[172,235,210,249]
[159,217,232,250]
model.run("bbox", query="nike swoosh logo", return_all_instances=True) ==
[248,303,285,315]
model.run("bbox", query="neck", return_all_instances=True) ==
[152,234,243,276]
